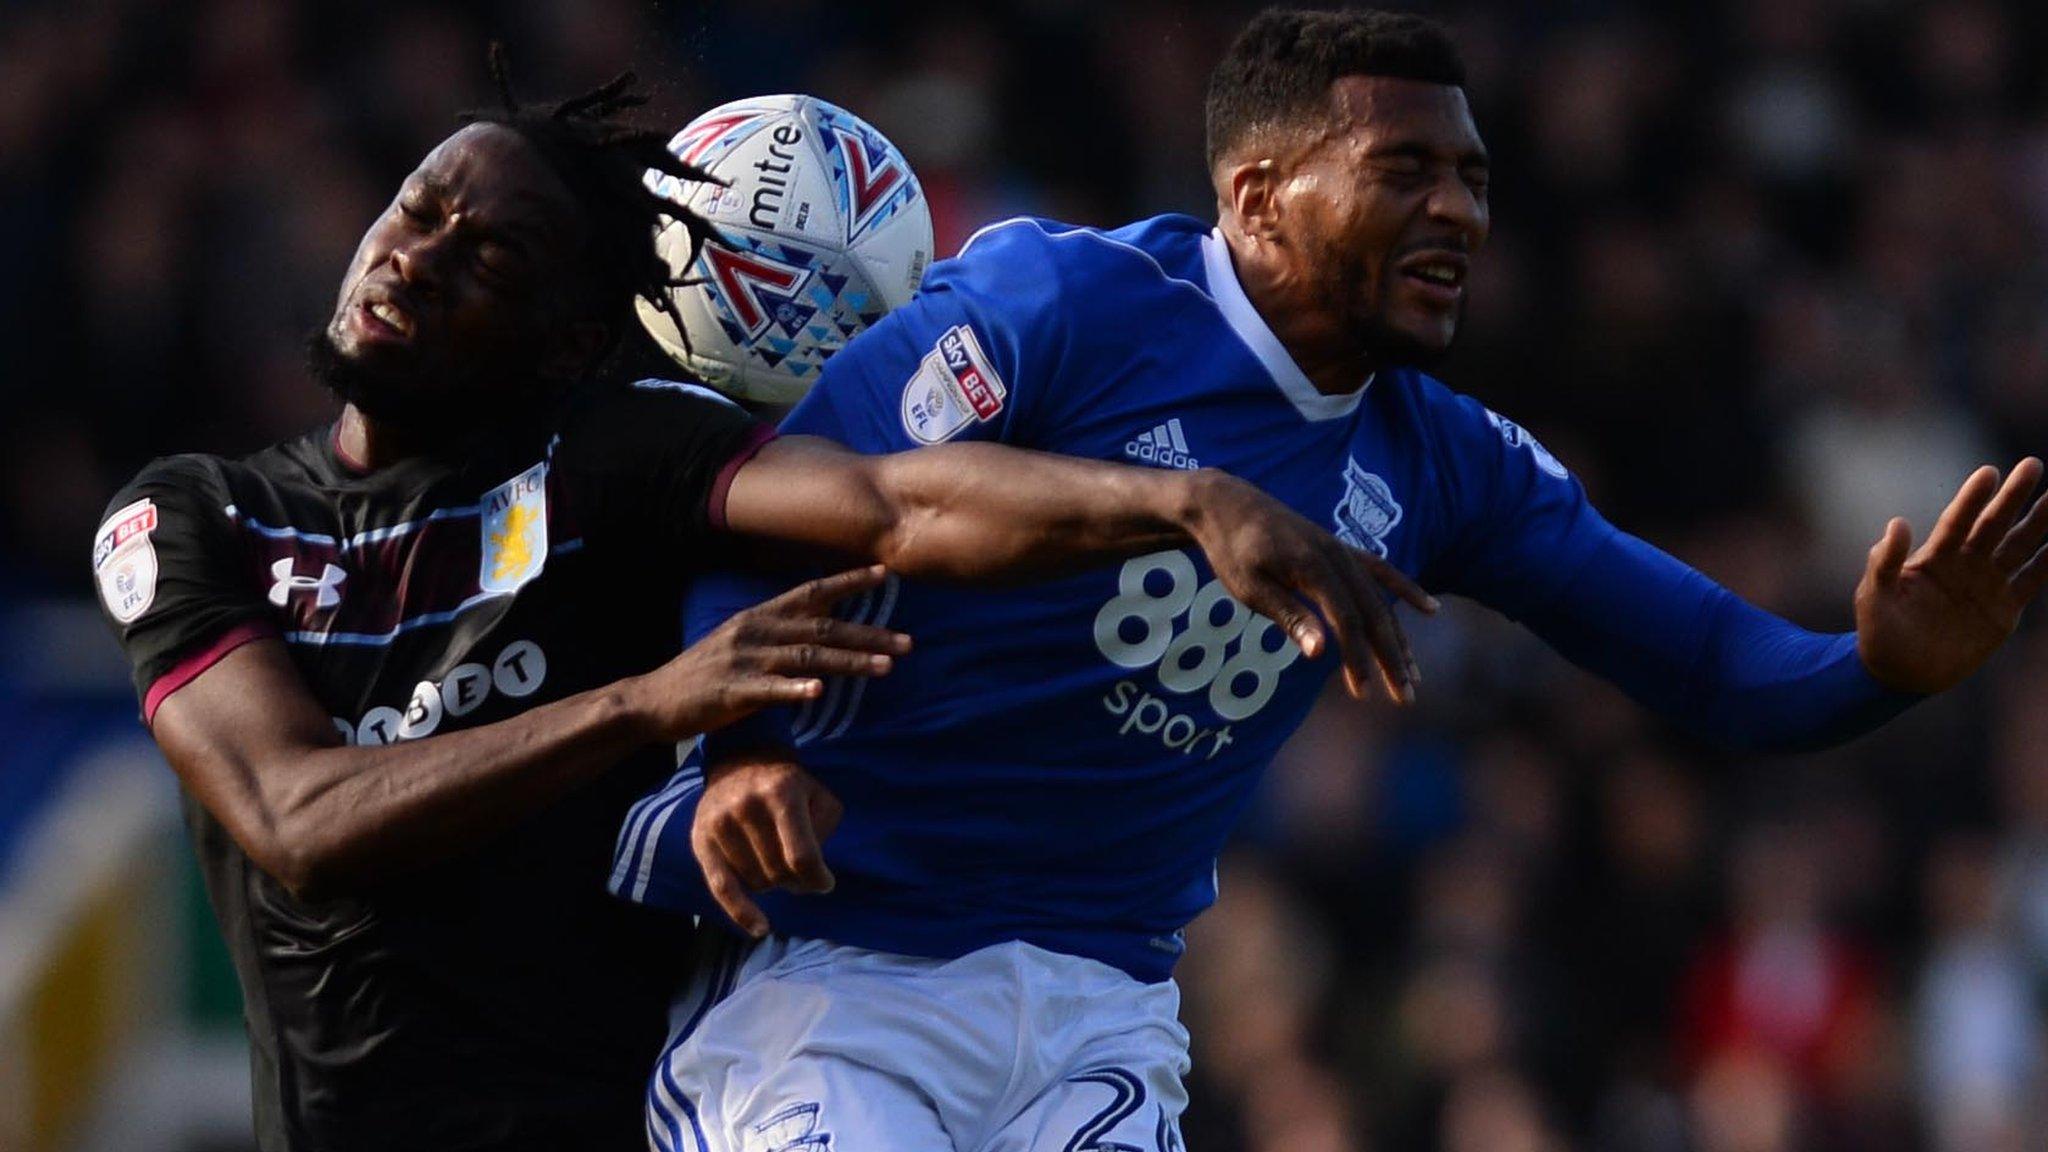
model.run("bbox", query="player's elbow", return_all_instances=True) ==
[871,502,953,576]
[859,453,1001,579]
[867,471,1033,580]
[241,795,368,901]
[240,821,345,901]
[258,840,328,902]
[853,459,932,568]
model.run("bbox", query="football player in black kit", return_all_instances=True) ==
[90,63,1433,1152]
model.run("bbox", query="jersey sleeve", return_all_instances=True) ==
[92,457,276,722]
[1419,389,1914,750]
[781,219,1071,450]
[1418,390,1615,612]
[684,564,802,757]
[551,380,774,554]
[604,564,801,924]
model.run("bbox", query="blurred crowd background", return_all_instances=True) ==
[3,0,2047,1150]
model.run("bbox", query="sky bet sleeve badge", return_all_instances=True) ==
[901,324,1007,444]
[479,462,548,595]
[93,497,161,624]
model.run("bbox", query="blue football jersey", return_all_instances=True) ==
[613,214,1904,981]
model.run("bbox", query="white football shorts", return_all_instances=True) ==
[645,934,1190,1152]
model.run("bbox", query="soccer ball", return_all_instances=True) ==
[638,95,934,404]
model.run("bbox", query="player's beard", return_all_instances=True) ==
[1347,273,1464,371]
[305,328,552,433]
[1356,306,1460,370]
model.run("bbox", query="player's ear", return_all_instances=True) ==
[1222,157,1283,242]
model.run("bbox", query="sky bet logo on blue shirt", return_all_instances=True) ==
[901,324,1007,444]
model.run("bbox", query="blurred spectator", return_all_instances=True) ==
[1675,820,1882,1093]
[1915,835,2040,1151]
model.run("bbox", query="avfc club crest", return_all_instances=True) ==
[480,461,548,595]
[1333,458,1402,557]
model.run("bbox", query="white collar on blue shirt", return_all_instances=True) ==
[1200,227,1373,423]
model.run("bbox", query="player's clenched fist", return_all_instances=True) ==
[692,749,842,937]
[623,565,912,741]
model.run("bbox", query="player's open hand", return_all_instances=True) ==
[628,565,912,741]
[1185,471,1439,704]
[1856,458,2048,694]
[692,748,842,938]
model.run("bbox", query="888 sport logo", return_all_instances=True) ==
[1091,550,1301,759]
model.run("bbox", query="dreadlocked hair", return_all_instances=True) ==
[462,43,722,354]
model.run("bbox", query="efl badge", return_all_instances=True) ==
[900,324,1006,444]
[93,497,160,624]
[480,462,548,595]
[1333,458,1403,557]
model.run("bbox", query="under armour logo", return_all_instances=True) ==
[268,558,347,609]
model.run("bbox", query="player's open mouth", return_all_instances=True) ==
[1398,253,1467,304]
[358,298,417,340]
[368,301,415,337]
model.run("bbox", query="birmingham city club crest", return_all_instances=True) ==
[1333,457,1402,556]
[480,461,548,595]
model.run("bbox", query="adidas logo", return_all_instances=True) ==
[1124,418,1200,470]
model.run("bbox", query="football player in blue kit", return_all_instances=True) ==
[619,9,2048,1150]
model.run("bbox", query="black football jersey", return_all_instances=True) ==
[92,380,769,1151]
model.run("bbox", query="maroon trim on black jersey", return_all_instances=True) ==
[143,620,278,723]
[329,424,372,476]
[708,425,778,531]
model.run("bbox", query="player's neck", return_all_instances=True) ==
[334,406,443,472]
[1218,226,1376,397]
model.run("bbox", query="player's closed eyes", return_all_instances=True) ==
[473,244,524,286]
[398,193,437,226]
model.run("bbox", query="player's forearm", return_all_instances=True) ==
[864,443,1205,579]
[1523,530,1917,751]
[249,681,659,898]
[1684,591,1918,750]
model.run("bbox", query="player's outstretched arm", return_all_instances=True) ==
[150,568,907,900]
[1855,458,2048,693]
[723,434,1439,704]
[1499,460,2048,751]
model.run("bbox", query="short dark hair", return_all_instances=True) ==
[463,45,719,353]
[1204,8,1466,169]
